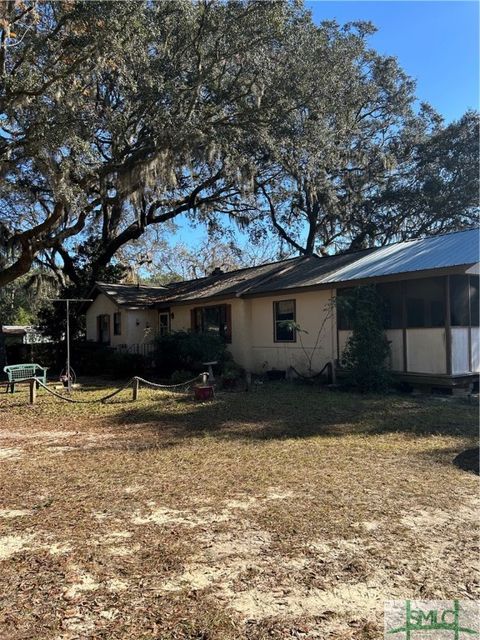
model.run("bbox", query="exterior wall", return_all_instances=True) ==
[386,329,403,371]
[86,294,124,348]
[125,309,158,345]
[248,289,335,375]
[451,327,470,374]
[471,328,480,373]
[406,329,446,374]
[86,294,156,347]
[169,290,336,374]
[339,328,447,375]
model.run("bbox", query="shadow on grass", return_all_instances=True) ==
[98,383,479,448]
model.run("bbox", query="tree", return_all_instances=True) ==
[0,271,56,325]
[371,110,480,242]
[0,0,312,288]
[253,22,478,254]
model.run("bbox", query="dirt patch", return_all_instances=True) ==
[0,508,30,518]
[0,533,35,559]
[63,568,100,600]
[0,447,22,460]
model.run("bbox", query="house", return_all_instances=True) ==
[85,228,480,388]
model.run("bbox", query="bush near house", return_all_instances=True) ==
[340,286,392,392]
[154,330,229,378]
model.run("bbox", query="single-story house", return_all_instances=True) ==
[85,228,479,388]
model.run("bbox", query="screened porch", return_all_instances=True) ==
[337,274,479,380]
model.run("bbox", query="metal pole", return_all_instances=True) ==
[47,298,92,394]
[66,299,71,394]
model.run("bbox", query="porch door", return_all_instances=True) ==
[158,312,170,336]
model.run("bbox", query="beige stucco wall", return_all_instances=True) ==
[169,289,336,374]
[86,294,157,346]
[451,327,470,374]
[248,289,336,375]
[406,328,447,374]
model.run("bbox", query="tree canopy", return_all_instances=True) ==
[0,0,478,290]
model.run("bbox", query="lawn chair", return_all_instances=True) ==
[4,363,48,393]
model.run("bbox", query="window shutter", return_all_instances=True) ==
[96,315,101,342]
[224,304,232,343]
[190,308,196,332]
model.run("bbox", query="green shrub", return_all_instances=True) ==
[339,286,391,392]
[221,360,245,389]
[154,331,228,377]
[30,342,146,379]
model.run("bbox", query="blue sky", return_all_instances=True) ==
[307,0,479,123]
[174,1,479,252]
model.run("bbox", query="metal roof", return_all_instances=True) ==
[321,228,479,283]
[92,229,479,308]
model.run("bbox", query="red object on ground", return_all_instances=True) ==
[194,384,214,401]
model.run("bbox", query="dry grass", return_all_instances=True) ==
[0,381,478,639]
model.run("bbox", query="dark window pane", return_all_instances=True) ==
[377,282,403,329]
[274,300,296,341]
[450,275,469,326]
[336,288,354,330]
[407,298,425,327]
[470,276,479,327]
[405,277,445,328]
[431,300,445,327]
[193,305,229,338]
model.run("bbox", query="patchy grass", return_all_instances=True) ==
[0,381,478,639]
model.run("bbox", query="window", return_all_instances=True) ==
[405,277,445,328]
[191,304,232,342]
[159,312,170,336]
[113,312,122,336]
[336,288,354,330]
[96,314,110,344]
[274,300,296,342]
[377,282,403,329]
[470,276,479,327]
[450,275,469,326]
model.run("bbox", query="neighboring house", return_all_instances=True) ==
[1,325,49,345]
[85,228,480,388]
[0,325,51,367]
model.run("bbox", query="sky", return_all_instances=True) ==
[306,0,479,123]
[173,0,479,252]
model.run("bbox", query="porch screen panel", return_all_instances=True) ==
[450,275,469,326]
[405,277,445,328]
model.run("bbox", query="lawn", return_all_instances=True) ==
[0,381,478,639]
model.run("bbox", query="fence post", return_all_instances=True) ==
[29,378,37,404]
[132,377,139,401]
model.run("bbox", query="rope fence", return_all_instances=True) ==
[22,373,207,405]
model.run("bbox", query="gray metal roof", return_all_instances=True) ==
[321,228,479,283]
[92,228,479,307]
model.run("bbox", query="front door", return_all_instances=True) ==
[97,314,111,344]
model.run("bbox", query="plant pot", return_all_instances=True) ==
[193,384,214,401]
